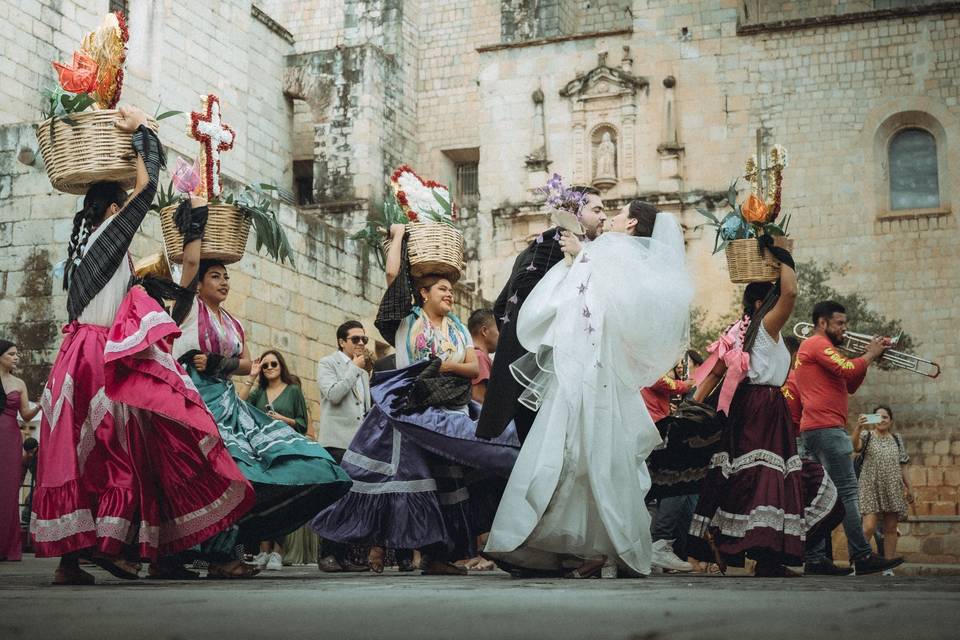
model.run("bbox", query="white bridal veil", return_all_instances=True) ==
[510,212,694,420]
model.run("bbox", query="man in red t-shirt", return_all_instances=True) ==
[795,301,901,576]
[468,309,500,405]
[641,366,694,424]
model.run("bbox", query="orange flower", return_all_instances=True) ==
[741,193,769,224]
[52,51,99,94]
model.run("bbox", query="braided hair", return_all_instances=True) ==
[63,181,128,292]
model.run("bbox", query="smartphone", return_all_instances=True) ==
[862,414,883,425]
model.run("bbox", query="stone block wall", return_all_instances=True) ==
[577,0,632,33]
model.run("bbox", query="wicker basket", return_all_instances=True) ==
[160,203,251,265]
[36,110,160,195]
[383,222,465,282]
[725,238,781,283]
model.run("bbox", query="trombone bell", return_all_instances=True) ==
[792,322,941,379]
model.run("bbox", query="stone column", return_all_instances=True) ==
[657,76,684,193]
[572,103,587,184]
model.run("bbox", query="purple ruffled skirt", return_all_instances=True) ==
[311,360,520,559]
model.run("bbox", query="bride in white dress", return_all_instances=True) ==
[483,202,693,577]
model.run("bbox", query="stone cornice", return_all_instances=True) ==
[737,2,960,35]
[477,28,632,54]
[251,4,295,45]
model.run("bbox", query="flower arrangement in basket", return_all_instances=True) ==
[696,145,790,283]
[36,11,180,194]
[354,165,464,280]
[154,94,293,266]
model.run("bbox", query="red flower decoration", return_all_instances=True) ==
[189,94,236,198]
[116,11,129,45]
[52,51,99,94]
[407,210,419,221]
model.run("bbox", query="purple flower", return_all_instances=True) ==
[536,234,544,244]
[582,306,591,318]
[507,293,519,304]
[577,282,588,295]
[499,313,510,324]
[580,253,590,263]
[526,264,537,272]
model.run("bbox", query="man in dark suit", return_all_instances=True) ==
[476,186,606,442]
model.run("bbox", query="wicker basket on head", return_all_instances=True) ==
[387,222,465,282]
[159,203,251,265]
[725,237,781,284]
[36,110,160,195]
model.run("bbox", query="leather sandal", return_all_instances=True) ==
[368,546,386,574]
[83,554,140,580]
[206,561,261,579]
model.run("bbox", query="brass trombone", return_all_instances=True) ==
[793,322,941,379]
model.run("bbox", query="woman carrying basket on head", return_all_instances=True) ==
[687,237,843,577]
[30,106,256,585]
[312,223,520,575]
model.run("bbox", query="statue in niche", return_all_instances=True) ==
[594,131,617,183]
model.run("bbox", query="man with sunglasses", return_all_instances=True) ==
[316,320,372,572]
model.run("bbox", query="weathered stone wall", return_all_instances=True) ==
[271,1,960,557]
[741,0,951,27]
[0,1,488,438]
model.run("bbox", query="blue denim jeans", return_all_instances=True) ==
[651,494,699,558]
[801,427,871,563]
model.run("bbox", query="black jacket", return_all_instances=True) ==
[475,227,564,441]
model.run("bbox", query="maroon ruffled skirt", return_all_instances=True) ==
[689,384,842,566]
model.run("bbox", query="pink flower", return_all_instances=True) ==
[172,156,201,194]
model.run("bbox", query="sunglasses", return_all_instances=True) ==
[347,336,369,345]
[262,361,280,370]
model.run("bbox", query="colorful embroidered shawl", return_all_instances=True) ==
[403,306,470,365]
[198,302,245,357]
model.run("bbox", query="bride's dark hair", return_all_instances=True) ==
[627,201,658,237]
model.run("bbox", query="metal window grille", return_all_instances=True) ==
[457,163,479,199]
[109,0,130,15]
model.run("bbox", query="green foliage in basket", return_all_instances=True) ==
[148,180,179,214]
[695,181,792,255]
[40,87,96,123]
[217,183,295,266]
[352,199,412,269]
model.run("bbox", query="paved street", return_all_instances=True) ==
[1,557,958,640]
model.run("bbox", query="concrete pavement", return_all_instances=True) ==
[1,557,958,639]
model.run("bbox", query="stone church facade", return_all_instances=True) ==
[1,1,959,563]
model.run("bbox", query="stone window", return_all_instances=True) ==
[888,128,940,211]
[870,110,952,220]
[294,160,315,206]
[457,163,479,200]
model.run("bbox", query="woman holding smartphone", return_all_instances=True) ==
[853,405,913,575]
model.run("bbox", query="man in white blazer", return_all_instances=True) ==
[316,320,372,572]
